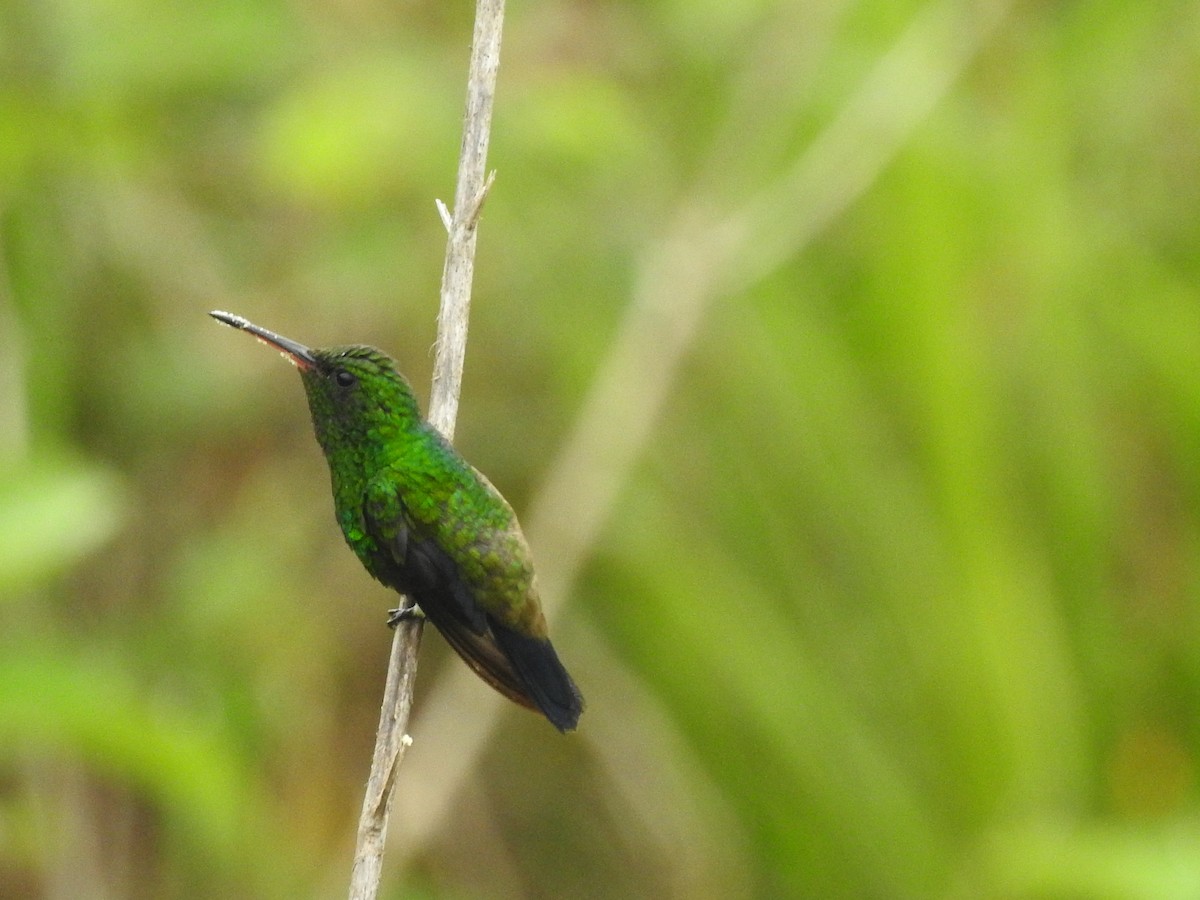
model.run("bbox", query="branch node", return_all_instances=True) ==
[464,170,497,231]
[349,2,505,898]
[435,198,453,234]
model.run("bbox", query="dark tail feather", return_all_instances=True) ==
[491,622,584,732]
[433,615,541,712]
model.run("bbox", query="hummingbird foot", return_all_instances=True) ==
[386,604,426,628]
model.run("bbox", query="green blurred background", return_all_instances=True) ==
[3,0,1200,897]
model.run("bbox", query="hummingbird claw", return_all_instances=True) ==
[386,604,426,628]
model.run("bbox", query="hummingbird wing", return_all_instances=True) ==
[397,516,584,732]
[361,480,539,712]
[406,533,541,711]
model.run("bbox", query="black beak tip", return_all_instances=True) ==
[208,309,317,370]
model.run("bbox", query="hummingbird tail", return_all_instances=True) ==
[491,623,584,733]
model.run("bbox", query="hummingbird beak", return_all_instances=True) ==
[210,310,318,371]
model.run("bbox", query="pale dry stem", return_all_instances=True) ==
[347,1,506,898]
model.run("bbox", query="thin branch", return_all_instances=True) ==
[347,1,506,898]
[428,1,505,442]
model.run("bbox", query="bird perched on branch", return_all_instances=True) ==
[211,311,583,732]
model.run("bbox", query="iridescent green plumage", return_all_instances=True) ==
[210,312,583,731]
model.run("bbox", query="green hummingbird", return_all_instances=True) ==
[210,311,583,732]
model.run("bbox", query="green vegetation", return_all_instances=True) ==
[2,0,1198,897]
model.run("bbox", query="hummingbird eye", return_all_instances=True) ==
[334,369,357,388]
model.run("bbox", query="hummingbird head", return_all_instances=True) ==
[299,344,421,459]
[210,311,422,464]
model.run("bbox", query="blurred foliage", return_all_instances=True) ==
[1,0,1199,897]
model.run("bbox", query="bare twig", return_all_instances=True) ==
[347,1,506,898]
[428,1,505,442]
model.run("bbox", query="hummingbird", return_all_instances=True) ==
[210,310,583,732]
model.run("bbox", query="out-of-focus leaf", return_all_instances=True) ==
[0,644,306,895]
[0,461,126,593]
[255,52,459,207]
